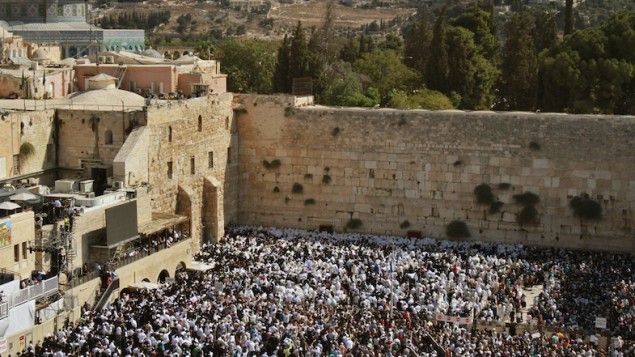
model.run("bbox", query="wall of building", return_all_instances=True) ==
[56,108,146,179]
[0,110,56,184]
[0,211,36,279]
[144,93,238,248]
[236,95,635,254]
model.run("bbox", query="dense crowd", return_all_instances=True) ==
[17,226,635,356]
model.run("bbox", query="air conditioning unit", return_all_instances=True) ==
[113,181,124,189]
[105,56,115,64]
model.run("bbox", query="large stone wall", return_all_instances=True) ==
[144,93,238,247]
[237,95,635,254]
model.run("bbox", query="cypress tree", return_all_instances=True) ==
[404,9,432,84]
[425,7,449,93]
[273,35,291,93]
[564,0,574,36]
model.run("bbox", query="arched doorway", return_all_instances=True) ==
[175,261,186,281]
[158,269,170,283]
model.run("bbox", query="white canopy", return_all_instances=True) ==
[187,262,214,273]
[0,201,20,210]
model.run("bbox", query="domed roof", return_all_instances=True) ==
[66,88,145,108]
[31,48,49,61]
[142,48,162,58]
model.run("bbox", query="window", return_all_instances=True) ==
[167,161,173,179]
[14,244,19,262]
[129,81,137,93]
[227,147,231,163]
[190,157,195,175]
[22,242,27,260]
[198,115,203,132]
[208,152,214,169]
[104,129,113,145]
[168,126,172,142]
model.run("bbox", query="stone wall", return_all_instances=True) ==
[56,108,146,179]
[144,93,238,247]
[237,95,635,254]
[0,110,56,184]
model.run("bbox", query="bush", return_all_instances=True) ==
[474,184,495,205]
[263,159,281,169]
[518,206,538,225]
[304,198,316,205]
[570,196,602,220]
[400,220,411,229]
[19,142,35,157]
[489,201,504,214]
[497,183,511,190]
[513,192,540,207]
[292,183,303,194]
[346,218,363,229]
[446,220,470,239]
[322,175,332,184]
[304,173,313,179]
[273,186,280,193]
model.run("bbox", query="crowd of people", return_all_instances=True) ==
[17,226,635,356]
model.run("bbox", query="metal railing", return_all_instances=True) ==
[94,278,119,312]
[0,301,8,319]
[2,276,58,314]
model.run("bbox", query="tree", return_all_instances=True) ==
[564,0,574,36]
[452,6,498,61]
[425,7,449,93]
[354,49,417,106]
[288,22,311,89]
[273,35,291,93]
[217,39,278,94]
[388,88,454,110]
[534,11,558,52]
[322,72,379,107]
[403,9,432,83]
[445,26,498,109]
[498,13,538,110]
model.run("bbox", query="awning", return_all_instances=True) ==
[186,262,214,273]
[138,212,189,235]
[129,281,160,290]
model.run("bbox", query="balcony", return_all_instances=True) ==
[0,276,58,318]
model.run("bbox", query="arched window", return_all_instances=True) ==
[168,126,172,142]
[198,115,202,132]
[104,129,113,145]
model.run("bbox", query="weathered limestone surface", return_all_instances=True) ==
[237,95,635,254]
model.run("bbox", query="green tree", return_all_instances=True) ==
[288,22,311,90]
[273,35,291,93]
[452,6,498,61]
[445,26,498,109]
[354,49,417,106]
[403,10,432,85]
[564,0,574,36]
[388,88,454,110]
[217,39,278,94]
[534,11,558,52]
[322,72,379,107]
[425,7,449,93]
[498,13,538,110]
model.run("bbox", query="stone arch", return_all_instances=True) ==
[158,269,170,283]
[142,278,150,282]
[104,129,113,144]
[175,261,187,280]
[203,177,224,244]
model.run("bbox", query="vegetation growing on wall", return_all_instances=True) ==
[273,186,280,193]
[292,183,303,194]
[529,141,541,151]
[400,220,411,229]
[304,198,316,205]
[346,218,363,229]
[497,183,511,190]
[446,220,470,238]
[570,194,602,220]
[19,142,35,157]
[263,159,281,169]
[474,184,495,205]
[322,175,332,184]
[513,191,540,225]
